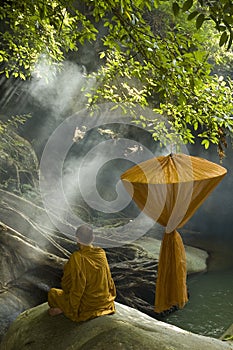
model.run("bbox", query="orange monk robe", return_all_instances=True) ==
[48,246,116,322]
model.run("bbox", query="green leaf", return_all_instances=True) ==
[219,25,227,32]
[224,15,233,25]
[172,2,180,16]
[187,10,199,20]
[182,0,193,12]
[196,13,205,29]
[219,31,228,47]
[227,33,233,50]
[193,121,199,130]
[223,334,233,341]
[201,139,210,149]
[153,0,159,8]
[99,52,106,59]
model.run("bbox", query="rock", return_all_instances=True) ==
[1,302,232,350]
[220,324,233,342]
[135,236,208,274]
[0,130,39,194]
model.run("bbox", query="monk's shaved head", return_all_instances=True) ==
[75,224,94,245]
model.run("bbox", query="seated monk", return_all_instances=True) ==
[48,224,116,321]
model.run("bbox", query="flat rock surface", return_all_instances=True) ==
[1,302,232,350]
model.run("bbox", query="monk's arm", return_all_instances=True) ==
[61,259,72,293]
[68,254,86,317]
[106,261,116,297]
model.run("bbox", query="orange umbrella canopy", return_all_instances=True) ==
[121,153,227,313]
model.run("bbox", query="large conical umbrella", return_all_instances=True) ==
[121,153,227,313]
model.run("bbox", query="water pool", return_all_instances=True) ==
[163,269,233,338]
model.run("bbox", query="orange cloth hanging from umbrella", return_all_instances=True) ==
[121,153,227,313]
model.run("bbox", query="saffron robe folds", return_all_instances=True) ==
[121,153,227,313]
[48,246,116,322]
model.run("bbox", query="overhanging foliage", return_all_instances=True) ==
[0,0,233,156]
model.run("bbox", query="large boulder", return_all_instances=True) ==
[0,302,232,350]
[135,236,208,274]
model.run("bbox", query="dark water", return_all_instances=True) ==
[163,269,233,338]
